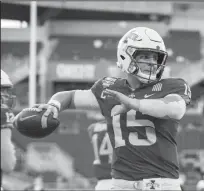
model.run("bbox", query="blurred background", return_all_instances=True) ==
[1,1,204,190]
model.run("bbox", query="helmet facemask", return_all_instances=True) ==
[125,47,167,83]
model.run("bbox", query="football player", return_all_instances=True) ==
[33,27,191,190]
[1,70,17,189]
[88,121,112,190]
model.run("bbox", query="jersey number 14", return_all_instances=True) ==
[92,132,113,165]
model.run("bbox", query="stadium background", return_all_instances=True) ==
[1,1,204,190]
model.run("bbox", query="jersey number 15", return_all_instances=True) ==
[112,108,157,148]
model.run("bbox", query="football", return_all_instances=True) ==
[15,108,60,138]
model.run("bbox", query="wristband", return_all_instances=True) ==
[48,100,61,111]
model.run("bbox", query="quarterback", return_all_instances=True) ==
[1,70,16,189]
[88,121,112,190]
[34,27,191,190]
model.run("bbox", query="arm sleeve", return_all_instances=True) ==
[139,95,186,120]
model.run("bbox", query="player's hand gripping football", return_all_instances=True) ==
[33,103,59,119]
[104,89,131,116]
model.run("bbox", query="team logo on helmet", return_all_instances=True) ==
[123,31,142,43]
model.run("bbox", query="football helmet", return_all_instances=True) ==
[1,70,16,109]
[117,27,168,83]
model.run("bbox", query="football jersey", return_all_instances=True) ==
[1,108,14,130]
[88,121,112,180]
[91,77,191,181]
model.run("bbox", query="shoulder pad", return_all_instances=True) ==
[161,77,188,85]
[160,78,190,92]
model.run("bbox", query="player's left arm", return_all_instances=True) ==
[135,94,186,120]
[105,87,189,120]
[134,79,191,120]
[110,92,186,120]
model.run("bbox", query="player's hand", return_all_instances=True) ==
[104,89,131,115]
[32,103,59,118]
[104,89,131,106]
[111,104,130,116]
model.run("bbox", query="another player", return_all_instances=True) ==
[88,121,112,190]
[1,70,17,189]
[33,27,191,190]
